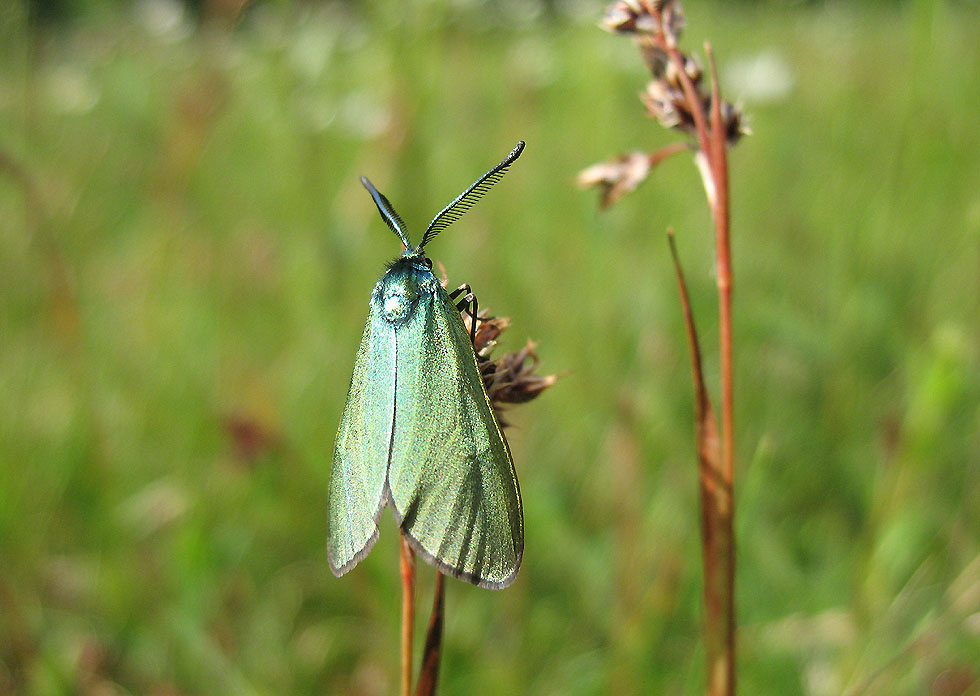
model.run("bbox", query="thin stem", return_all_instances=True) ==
[667,230,709,406]
[664,34,737,696]
[668,227,728,696]
[706,43,736,696]
[645,4,705,143]
[664,44,713,164]
[413,572,446,696]
[649,141,692,168]
[400,534,416,696]
[705,44,734,487]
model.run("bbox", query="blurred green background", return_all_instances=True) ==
[2,0,979,694]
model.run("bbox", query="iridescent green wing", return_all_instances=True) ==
[327,305,395,576]
[388,284,524,589]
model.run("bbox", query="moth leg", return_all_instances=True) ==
[450,283,496,319]
[449,283,479,344]
[448,283,469,301]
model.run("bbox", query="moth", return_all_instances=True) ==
[328,142,526,589]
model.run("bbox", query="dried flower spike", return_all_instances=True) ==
[602,1,656,35]
[581,0,746,211]
[463,309,557,423]
[602,0,685,43]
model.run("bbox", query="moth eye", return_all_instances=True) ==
[424,258,433,269]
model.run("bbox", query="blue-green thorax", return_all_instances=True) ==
[373,252,440,326]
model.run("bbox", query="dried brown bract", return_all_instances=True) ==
[576,151,655,210]
[577,143,690,210]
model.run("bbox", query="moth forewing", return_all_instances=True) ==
[387,279,523,589]
[326,305,395,576]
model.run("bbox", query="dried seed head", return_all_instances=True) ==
[640,50,705,130]
[640,58,745,146]
[602,0,685,41]
[642,79,699,135]
[466,312,510,358]
[667,53,702,84]
[601,0,661,36]
[601,1,646,34]
[600,0,744,150]
[657,0,686,44]
[460,309,557,424]
[576,151,655,209]
[484,340,557,417]
[585,0,745,213]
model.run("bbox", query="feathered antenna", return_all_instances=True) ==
[360,175,413,251]
[417,141,525,251]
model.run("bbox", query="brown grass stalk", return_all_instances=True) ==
[667,40,736,696]
[399,534,416,696]
[580,3,743,693]
[413,572,446,696]
[668,227,730,694]
[705,43,736,696]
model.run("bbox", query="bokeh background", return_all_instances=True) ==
[2,0,980,693]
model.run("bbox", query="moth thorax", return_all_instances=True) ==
[381,290,413,323]
[377,267,428,325]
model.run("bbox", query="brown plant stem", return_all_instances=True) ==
[651,141,692,167]
[413,572,446,696]
[399,534,416,696]
[659,22,736,696]
[705,43,734,481]
[668,228,731,696]
[667,230,714,453]
[705,43,736,696]
[588,5,740,693]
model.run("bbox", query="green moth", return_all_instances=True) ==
[328,142,526,589]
